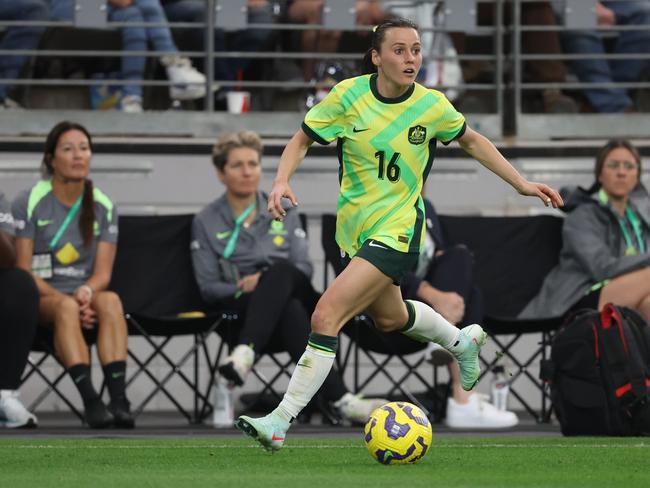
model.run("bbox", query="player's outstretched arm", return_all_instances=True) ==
[457,127,564,208]
[268,129,314,220]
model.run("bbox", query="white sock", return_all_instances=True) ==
[273,345,335,422]
[400,299,460,349]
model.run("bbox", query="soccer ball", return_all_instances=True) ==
[363,401,432,465]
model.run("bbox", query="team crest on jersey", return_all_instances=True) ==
[408,125,427,145]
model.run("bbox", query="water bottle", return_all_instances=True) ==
[213,376,234,428]
[490,365,510,411]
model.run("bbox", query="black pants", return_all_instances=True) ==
[0,268,39,389]
[423,245,484,328]
[219,260,347,402]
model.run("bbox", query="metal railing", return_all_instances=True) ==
[0,0,648,139]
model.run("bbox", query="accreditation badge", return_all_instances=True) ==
[32,253,53,279]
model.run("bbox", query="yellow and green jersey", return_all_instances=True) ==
[302,73,466,256]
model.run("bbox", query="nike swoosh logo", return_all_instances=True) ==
[74,374,86,384]
[296,362,312,369]
[352,127,369,133]
[271,434,285,441]
[368,240,388,250]
[37,219,53,226]
[111,372,125,379]
[216,231,231,240]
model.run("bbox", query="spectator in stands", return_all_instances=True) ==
[191,130,387,424]
[400,196,518,429]
[162,0,274,87]
[0,0,49,109]
[0,191,39,428]
[50,0,206,112]
[12,121,134,429]
[287,0,391,82]
[553,1,650,113]
[520,139,650,321]
[448,0,577,113]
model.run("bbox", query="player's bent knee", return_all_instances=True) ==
[311,305,339,335]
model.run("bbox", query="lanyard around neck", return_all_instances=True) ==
[223,201,256,259]
[599,189,645,255]
[49,195,83,249]
[619,206,645,255]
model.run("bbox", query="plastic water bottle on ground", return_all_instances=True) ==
[213,376,234,428]
[490,365,510,411]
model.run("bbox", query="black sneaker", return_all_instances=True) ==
[84,398,113,429]
[108,398,135,429]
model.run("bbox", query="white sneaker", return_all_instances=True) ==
[161,55,206,101]
[0,390,37,428]
[445,394,518,429]
[0,97,22,110]
[218,344,254,386]
[120,95,143,113]
[334,393,388,424]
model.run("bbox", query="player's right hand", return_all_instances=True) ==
[268,180,298,221]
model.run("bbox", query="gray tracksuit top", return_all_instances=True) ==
[519,183,650,319]
[190,191,312,304]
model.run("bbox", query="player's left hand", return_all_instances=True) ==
[518,181,564,208]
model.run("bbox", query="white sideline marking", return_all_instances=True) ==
[3,443,648,450]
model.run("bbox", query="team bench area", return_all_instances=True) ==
[21,212,565,424]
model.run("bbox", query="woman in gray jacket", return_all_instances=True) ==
[521,139,650,321]
[191,130,386,423]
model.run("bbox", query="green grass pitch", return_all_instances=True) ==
[1,437,648,487]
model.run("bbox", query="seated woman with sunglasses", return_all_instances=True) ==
[521,139,650,322]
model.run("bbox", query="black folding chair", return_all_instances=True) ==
[320,214,447,421]
[110,214,228,424]
[439,214,564,422]
[21,327,98,421]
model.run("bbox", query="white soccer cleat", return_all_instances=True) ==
[448,323,488,390]
[235,413,290,452]
[0,390,37,428]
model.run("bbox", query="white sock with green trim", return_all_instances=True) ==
[273,333,337,423]
[400,299,460,349]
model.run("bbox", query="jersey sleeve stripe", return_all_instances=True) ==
[440,121,467,146]
[301,122,331,146]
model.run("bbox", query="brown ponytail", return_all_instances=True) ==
[79,179,95,247]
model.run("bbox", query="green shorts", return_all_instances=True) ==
[340,239,419,285]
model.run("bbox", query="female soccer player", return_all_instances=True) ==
[236,18,563,451]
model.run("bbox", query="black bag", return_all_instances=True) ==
[542,303,650,436]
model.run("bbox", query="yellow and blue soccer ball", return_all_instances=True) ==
[363,401,432,465]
